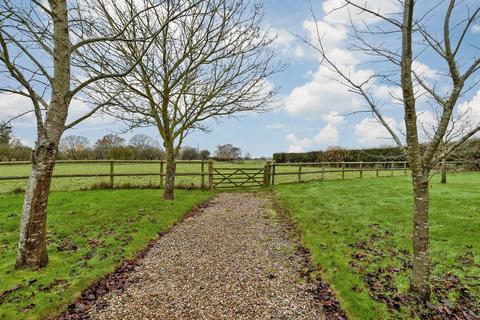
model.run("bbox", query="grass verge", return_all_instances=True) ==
[274,172,480,319]
[0,189,214,319]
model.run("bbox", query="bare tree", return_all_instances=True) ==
[93,134,126,159]
[0,0,190,269]
[199,149,210,160]
[90,0,279,200]
[129,134,163,159]
[95,134,126,149]
[129,133,159,149]
[308,0,480,300]
[215,144,242,160]
[60,135,90,158]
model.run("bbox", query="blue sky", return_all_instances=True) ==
[2,0,480,157]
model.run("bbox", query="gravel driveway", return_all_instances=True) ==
[89,193,324,320]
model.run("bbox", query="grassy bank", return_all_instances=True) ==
[274,173,479,319]
[0,189,213,319]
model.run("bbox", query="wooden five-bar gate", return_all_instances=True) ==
[212,167,265,188]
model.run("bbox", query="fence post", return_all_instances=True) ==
[359,161,363,178]
[321,166,325,180]
[271,163,276,186]
[391,162,394,176]
[201,161,205,189]
[342,162,345,179]
[160,161,164,188]
[109,161,114,188]
[208,160,214,189]
[264,161,271,187]
[376,167,379,178]
[298,165,302,182]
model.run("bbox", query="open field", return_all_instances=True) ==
[274,172,480,319]
[0,189,213,320]
[0,160,418,193]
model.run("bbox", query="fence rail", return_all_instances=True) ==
[0,160,477,192]
[265,160,478,186]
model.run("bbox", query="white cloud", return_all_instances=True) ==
[0,93,36,127]
[284,65,373,118]
[416,110,437,127]
[415,110,439,141]
[472,25,480,33]
[293,46,305,58]
[0,93,114,130]
[412,61,439,80]
[67,99,116,129]
[270,27,306,59]
[313,123,338,145]
[415,95,480,141]
[322,112,345,124]
[354,117,398,145]
[372,85,403,104]
[458,90,480,127]
[285,1,394,120]
[322,0,401,26]
[285,115,340,152]
[286,133,312,152]
[302,19,347,51]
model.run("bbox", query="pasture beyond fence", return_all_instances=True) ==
[0,160,477,193]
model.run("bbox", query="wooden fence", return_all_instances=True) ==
[0,160,209,189]
[0,160,476,192]
[265,160,478,186]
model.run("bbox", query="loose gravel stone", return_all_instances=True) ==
[89,193,325,320]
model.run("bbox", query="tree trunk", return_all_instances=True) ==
[163,148,176,200]
[15,0,71,269]
[440,158,447,184]
[399,0,431,301]
[16,141,58,269]
[410,169,431,299]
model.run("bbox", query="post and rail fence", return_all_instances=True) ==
[0,159,477,192]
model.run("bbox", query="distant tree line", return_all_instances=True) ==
[57,134,165,160]
[0,127,254,162]
[273,141,480,166]
[0,131,167,161]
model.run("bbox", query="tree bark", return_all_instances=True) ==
[440,158,447,184]
[400,0,431,300]
[15,142,58,269]
[15,0,71,269]
[410,169,431,299]
[163,147,176,200]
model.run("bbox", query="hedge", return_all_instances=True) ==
[273,140,480,163]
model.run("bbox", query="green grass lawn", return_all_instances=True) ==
[274,172,480,320]
[0,189,214,319]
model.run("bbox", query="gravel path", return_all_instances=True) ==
[89,193,324,320]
